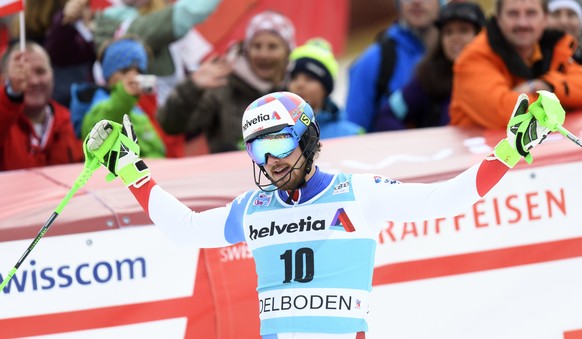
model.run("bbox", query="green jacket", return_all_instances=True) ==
[81,82,166,158]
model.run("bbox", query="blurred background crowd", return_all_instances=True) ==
[1,0,582,171]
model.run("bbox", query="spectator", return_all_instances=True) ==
[8,0,68,44]
[287,38,364,139]
[91,0,221,158]
[0,42,83,171]
[547,0,582,63]
[345,0,441,132]
[9,0,96,108]
[450,0,582,129]
[80,37,165,158]
[384,1,485,129]
[45,0,97,108]
[93,0,221,106]
[157,10,295,154]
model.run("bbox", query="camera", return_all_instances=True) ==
[135,74,157,94]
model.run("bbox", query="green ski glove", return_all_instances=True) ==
[528,90,566,132]
[493,92,553,167]
[84,114,151,187]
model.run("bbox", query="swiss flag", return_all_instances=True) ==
[0,0,23,16]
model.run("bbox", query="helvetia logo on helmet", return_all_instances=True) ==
[242,112,270,132]
[249,216,325,240]
[242,111,284,132]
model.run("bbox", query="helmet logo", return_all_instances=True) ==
[242,113,271,132]
[242,98,297,141]
[300,113,311,126]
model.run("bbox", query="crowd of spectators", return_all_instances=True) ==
[381,1,485,128]
[1,0,582,171]
[157,10,294,154]
[449,0,582,129]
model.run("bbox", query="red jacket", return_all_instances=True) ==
[0,86,83,171]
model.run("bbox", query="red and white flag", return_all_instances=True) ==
[0,0,23,17]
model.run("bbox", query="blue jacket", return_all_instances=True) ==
[346,23,426,132]
[317,99,364,139]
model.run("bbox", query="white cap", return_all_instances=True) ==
[549,0,582,20]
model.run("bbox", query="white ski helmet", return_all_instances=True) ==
[242,91,316,143]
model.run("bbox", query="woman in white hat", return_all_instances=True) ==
[548,0,582,63]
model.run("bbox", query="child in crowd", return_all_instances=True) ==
[287,38,364,139]
[93,0,221,106]
[79,37,165,158]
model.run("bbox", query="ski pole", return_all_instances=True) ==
[0,158,99,291]
[555,124,582,148]
[530,91,582,148]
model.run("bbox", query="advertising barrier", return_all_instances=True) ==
[2,116,582,338]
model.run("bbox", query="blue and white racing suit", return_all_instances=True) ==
[129,157,510,338]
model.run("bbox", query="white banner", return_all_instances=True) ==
[1,162,582,338]
[0,226,200,318]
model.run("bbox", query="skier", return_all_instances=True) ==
[84,90,563,338]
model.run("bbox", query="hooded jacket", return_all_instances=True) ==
[450,17,582,129]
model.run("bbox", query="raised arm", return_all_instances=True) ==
[126,0,221,50]
[0,51,27,138]
[156,55,231,136]
[83,115,244,248]
[359,91,564,223]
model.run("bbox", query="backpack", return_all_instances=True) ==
[374,32,397,106]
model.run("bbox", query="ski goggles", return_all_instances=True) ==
[245,128,299,166]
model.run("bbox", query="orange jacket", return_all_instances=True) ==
[0,86,83,171]
[450,18,582,129]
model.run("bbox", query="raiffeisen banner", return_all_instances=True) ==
[1,115,582,338]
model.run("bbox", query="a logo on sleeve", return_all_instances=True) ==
[333,181,350,195]
[373,176,400,185]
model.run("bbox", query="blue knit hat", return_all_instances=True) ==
[101,39,148,81]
